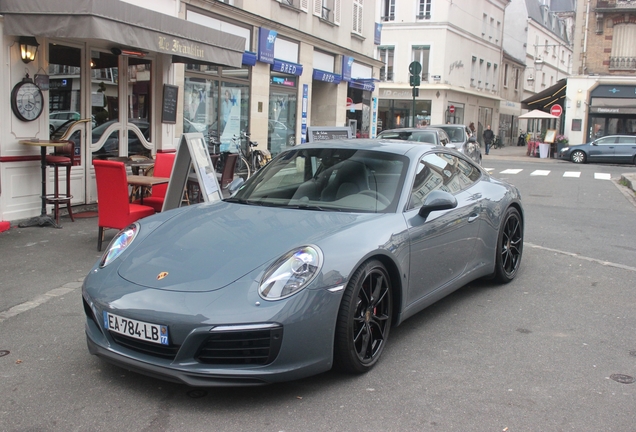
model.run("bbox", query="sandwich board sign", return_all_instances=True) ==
[162,133,221,211]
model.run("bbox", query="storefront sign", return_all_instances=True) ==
[380,89,412,98]
[242,51,257,66]
[157,37,205,59]
[590,107,636,114]
[371,97,378,138]
[312,69,342,84]
[271,76,296,87]
[349,79,375,92]
[258,27,277,64]
[272,60,303,76]
[301,85,308,144]
[590,85,636,98]
[342,56,354,82]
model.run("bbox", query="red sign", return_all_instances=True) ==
[550,104,563,117]
[449,105,455,114]
[346,97,353,107]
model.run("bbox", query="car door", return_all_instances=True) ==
[404,151,483,305]
[588,136,617,162]
[615,136,636,163]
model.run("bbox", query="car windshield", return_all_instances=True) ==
[228,148,408,213]
[379,130,437,144]
[438,126,464,143]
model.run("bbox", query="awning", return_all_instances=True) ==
[0,0,245,67]
[521,78,567,111]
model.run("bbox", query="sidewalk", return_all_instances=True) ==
[483,142,636,194]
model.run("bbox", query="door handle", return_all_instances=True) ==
[468,213,479,223]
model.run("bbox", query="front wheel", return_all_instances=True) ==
[334,259,392,374]
[571,150,586,164]
[494,207,523,283]
[234,155,251,179]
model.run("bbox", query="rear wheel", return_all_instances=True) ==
[494,207,523,283]
[334,259,392,374]
[571,150,586,164]
[234,155,251,179]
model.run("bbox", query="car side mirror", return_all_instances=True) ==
[418,190,458,219]
[227,177,245,195]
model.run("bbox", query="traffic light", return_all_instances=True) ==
[410,74,420,87]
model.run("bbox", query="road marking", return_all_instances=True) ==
[500,169,523,174]
[525,242,636,273]
[0,279,84,323]
[563,171,581,178]
[594,173,611,180]
[484,168,495,173]
[530,170,550,176]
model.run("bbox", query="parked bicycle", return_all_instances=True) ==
[221,131,269,180]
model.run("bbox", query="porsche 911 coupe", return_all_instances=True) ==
[83,139,524,386]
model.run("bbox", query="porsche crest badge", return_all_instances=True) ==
[157,272,169,280]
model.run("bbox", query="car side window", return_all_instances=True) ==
[617,137,636,144]
[596,136,617,145]
[407,152,480,211]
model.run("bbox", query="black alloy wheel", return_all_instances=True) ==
[571,150,586,164]
[334,259,392,373]
[494,207,523,283]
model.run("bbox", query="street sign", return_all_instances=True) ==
[449,105,455,114]
[550,104,563,117]
[346,97,353,107]
[409,61,422,76]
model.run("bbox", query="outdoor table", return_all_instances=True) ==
[18,139,70,228]
[127,175,169,205]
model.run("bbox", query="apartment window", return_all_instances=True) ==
[544,39,549,53]
[610,23,636,70]
[493,64,498,91]
[485,62,491,87]
[541,72,546,86]
[503,63,508,88]
[378,47,394,81]
[353,0,363,34]
[412,46,430,81]
[482,14,487,36]
[489,17,494,40]
[382,0,395,21]
[471,56,477,87]
[496,21,501,43]
[418,0,431,19]
[314,0,341,23]
[514,68,519,90]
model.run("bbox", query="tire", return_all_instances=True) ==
[571,150,586,164]
[334,259,392,374]
[494,207,523,284]
[234,155,251,179]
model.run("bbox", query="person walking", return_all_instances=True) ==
[483,125,494,155]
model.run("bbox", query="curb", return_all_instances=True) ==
[620,173,636,194]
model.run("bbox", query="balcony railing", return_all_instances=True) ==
[381,15,395,22]
[609,56,636,70]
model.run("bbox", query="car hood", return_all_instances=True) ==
[117,201,368,292]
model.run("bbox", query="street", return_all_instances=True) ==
[1,156,636,431]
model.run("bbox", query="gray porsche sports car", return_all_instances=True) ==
[83,139,524,386]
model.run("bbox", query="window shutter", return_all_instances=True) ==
[301,0,308,12]
[334,0,341,24]
[313,0,322,16]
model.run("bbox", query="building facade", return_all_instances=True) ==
[376,0,509,141]
[565,0,636,145]
[0,0,380,223]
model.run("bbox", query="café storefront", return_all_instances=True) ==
[0,0,244,222]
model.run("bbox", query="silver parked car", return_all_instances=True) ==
[558,135,636,165]
[377,127,451,146]
[83,139,524,386]
[431,124,482,165]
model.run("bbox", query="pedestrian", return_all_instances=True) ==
[468,122,476,137]
[483,125,494,155]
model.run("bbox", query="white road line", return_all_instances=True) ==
[0,279,84,323]
[530,170,550,176]
[525,242,636,273]
[563,171,581,178]
[594,173,611,180]
[500,169,523,174]
[484,168,495,172]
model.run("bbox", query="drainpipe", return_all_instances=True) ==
[582,0,590,74]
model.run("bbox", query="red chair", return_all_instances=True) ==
[132,152,175,212]
[93,160,155,251]
[45,141,76,225]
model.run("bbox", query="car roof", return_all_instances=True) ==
[291,138,438,155]
[379,127,447,134]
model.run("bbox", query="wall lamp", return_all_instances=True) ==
[19,36,39,64]
[111,47,147,58]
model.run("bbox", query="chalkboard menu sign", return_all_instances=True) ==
[161,84,179,124]
[307,126,353,142]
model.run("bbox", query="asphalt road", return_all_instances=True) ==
[1,157,635,431]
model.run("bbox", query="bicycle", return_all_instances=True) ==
[493,135,504,149]
[223,131,269,180]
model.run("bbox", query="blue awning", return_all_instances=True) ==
[349,78,375,91]
[242,51,257,66]
[271,59,303,76]
[312,69,342,84]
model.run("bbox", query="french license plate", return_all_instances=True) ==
[103,311,169,345]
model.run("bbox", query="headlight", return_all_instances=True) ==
[99,224,139,267]
[259,246,323,300]
[561,146,569,152]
